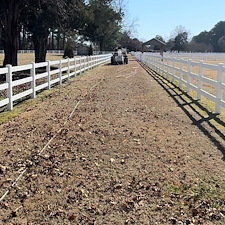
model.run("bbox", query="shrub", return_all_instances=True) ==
[63,41,74,58]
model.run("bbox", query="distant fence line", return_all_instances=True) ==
[0,50,110,55]
[133,52,225,114]
[0,54,111,111]
[0,50,63,54]
[135,52,225,62]
[163,52,225,61]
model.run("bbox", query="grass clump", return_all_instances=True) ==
[0,109,20,123]
[162,178,225,224]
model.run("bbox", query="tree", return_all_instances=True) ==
[169,26,189,52]
[218,36,225,52]
[83,0,123,50]
[63,39,74,58]
[192,21,225,52]
[186,42,213,52]
[21,0,85,62]
[166,38,175,52]
[155,35,164,42]
[118,31,143,51]
[172,32,188,52]
[119,31,131,48]
[23,0,68,63]
[208,21,225,52]
[130,38,142,51]
[0,0,26,66]
[192,31,210,45]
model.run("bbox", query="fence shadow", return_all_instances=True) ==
[140,62,225,159]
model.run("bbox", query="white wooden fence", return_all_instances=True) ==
[0,50,110,54]
[0,54,111,111]
[142,52,225,62]
[133,52,225,114]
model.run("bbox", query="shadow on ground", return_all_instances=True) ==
[140,61,225,160]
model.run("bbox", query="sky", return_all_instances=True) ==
[127,0,225,42]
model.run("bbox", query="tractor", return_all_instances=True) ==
[111,48,128,65]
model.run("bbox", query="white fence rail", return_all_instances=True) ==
[133,52,225,114]
[0,50,110,55]
[0,54,111,111]
[139,52,225,62]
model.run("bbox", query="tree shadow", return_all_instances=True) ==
[140,62,225,159]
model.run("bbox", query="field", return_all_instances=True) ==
[172,61,225,100]
[154,55,225,111]
[0,55,225,224]
[0,53,64,66]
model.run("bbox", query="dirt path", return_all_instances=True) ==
[1,56,225,225]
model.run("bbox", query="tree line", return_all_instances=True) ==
[1,1,224,67]
[0,0,131,67]
[118,21,225,54]
[150,21,225,53]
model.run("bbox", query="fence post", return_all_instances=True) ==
[74,57,76,77]
[90,56,92,69]
[97,55,99,66]
[187,59,192,93]
[215,63,224,113]
[67,58,70,79]
[140,53,142,62]
[59,59,62,85]
[158,56,161,74]
[85,56,87,71]
[161,56,164,77]
[148,56,151,69]
[197,60,203,100]
[31,62,36,99]
[79,57,82,74]
[86,56,88,70]
[6,64,13,111]
[83,57,85,71]
[179,59,183,88]
[87,56,89,70]
[83,56,85,71]
[47,60,51,89]
[172,58,175,82]
[164,58,169,79]
[92,55,94,68]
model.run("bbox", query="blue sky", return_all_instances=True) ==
[127,0,225,42]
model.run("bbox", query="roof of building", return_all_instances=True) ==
[143,38,166,46]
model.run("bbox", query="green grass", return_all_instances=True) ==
[162,177,225,224]
[0,109,20,123]
[158,70,225,132]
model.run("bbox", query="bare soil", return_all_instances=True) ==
[1,56,225,225]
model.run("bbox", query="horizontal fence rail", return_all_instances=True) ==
[140,52,225,62]
[0,54,111,111]
[133,52,225,114]
[0,50,111,55]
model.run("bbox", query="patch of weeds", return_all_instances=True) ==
[36,88,58,100]
[0,109,20,123]
[160,71,225,132]
[161,177,225,224]
[0,88,60,124]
